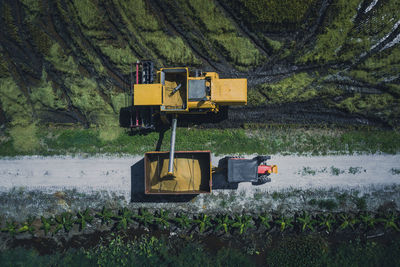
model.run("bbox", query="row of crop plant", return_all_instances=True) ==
[1,208,399,237]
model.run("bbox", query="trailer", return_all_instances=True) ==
[143,151,277,195]
[144,151,212,194]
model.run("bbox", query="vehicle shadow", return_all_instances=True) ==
[212,157,238,190]
[131,156,238,202]
[212,171,238,190]
[130,159,196,203]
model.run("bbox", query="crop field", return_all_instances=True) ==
[1,0,400,265]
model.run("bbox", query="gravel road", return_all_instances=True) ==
[0,154,399,219]
[0,154,399,194]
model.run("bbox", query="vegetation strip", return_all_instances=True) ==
[1,234,400,267]
[2,208,400,237]
[0,126,399,156]
[1,208,400,266]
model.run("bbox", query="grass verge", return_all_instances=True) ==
[0,125,399,156]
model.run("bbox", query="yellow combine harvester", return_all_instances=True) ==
[120,61,276,194]
[134,67,247,113]
[120,61,247,130]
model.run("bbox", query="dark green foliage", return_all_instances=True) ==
[134,208,154,228]
[257,72,316,104]
[266,235,328,267]
[318,199,338,210]
[317,213,335,233]
[90,234,135,266]
[97,234,252,267]
[1,221,18,236]
[4,209,400,241]
[258,213,272,230]
[17,216,35,235]
[76,209,93,231]
[28,24,52,56]
[96,206,114,225]
[328,239,396,267]
[173,213,193,230]
[297,212,317,232]
[330,166,345,176]
[54,212,74,233]
[215,248,255,267]
[235,0,317,26]
[169,241,211,267]
[2,209,400,266]
[309,199,318,205]
[338,213,359,230]
[193,214,212,233]
[271,191,284,200]
[353,196,367,211]
[335,93,398,127]
[40,216,54,236]
[0,248,53,267]
[301,166,317,175]
[275,216,294,232]
[309,199,338,210]
[2,3,21,44]
[348,166,363,174]
[153,210,170,229]
[359,213,378,231]
[133,235,170,266]
[300,0,362,62]
[379,212,400,231]
[0,54,9,78]
[232,214,254,234]
[214,214,233,233]
[2,236,400,267]
[114,207,134,230]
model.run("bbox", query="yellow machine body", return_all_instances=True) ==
[134,84,162,105]
[133,67,247,114]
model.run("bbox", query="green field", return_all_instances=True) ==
[0,126,399,156]
[1,0,399,131]
[1,233,399,267]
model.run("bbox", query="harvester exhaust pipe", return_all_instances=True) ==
[167,115,177,176]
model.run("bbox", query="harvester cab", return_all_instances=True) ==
[120,61,277,194]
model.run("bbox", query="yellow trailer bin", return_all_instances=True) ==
[144,151,212,194]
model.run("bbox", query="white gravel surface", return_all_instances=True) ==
[0,154,399,194]
[241,154,400,191]
[0,156,141,192]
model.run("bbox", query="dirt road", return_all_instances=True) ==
[0,154,399,219]
[0,154,399,194]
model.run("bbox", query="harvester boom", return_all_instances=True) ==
[167,115,177,176]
